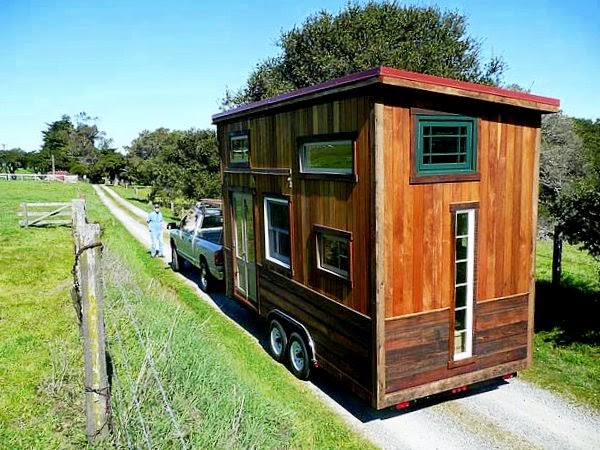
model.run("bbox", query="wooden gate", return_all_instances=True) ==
[19,202,72,227]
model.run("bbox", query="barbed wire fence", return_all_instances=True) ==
[102,248,191,449]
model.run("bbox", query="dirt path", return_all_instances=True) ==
[94,184,600,450]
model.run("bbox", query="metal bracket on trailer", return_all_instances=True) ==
[267,309,318,366]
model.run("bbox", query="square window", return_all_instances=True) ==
[264,197,290,268]
[315,226,352,281]
[416,115,476,175]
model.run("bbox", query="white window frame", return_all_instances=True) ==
[453,208,475,361]
[263,197,290,269]
[299,139,354,175]
[316,232,350,280]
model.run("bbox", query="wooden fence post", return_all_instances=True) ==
[71,200,111,442]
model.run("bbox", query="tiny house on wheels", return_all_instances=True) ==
[212,67,559,409]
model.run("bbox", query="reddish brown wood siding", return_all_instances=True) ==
[384,294,528,400]
[380,103,540,317]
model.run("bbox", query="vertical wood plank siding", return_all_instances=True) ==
[381,105,540,317]
[218,83,545,408]
[221,96,374,315]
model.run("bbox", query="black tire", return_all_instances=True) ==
[199,258,211,292]
[171,245,183,272]
[287,332,310,380]
[268,319,288,362]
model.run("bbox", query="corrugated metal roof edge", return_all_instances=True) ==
[212,66,560,123]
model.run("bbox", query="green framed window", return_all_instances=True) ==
[416,115,477,175]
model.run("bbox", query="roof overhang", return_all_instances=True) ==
[212,66,560,123]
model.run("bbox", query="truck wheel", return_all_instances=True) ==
[268,319,287,362]
[288,332,310,380]
[171,245,182,272]
[199,259,211,292]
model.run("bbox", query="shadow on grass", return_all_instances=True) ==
[535,275,600,346]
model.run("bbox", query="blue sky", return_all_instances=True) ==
[1,0,598,152]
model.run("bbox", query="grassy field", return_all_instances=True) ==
[0,181,88,448]
[110,185,182,221]
[0,180,373,449]
[1,180,598,449]
[523,240,600,409]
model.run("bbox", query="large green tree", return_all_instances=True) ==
[555,119,600,259]
[38,115,75,171]
[223,1,506,108]
[124,128,221,202]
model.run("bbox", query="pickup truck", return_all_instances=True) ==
[168,202,224,292]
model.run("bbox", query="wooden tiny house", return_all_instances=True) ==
[212,67,559,409]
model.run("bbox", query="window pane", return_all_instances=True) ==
[456,237,468,261]
[322,237,339,267]
[319,233,350,277]
[456,261,467,284]
[237,264,246,290]
[269,229,277,254]
[417,117,475,174]
[455,285,467,308]
[339,254,350,273]
[301,140,352,173]
[278,231,290,258]
[430,136,460,155]
[230,135,249,162]
[455,308,466,331]
[454,331,466,354]
[269,202,289,230]
[456,212,469,236]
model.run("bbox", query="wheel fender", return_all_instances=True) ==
[266,309,317,366]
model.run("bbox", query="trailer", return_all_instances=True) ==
[212,67,559,409]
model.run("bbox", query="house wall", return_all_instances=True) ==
[218,95,376,399]
[219,96,375,315]
[378,93,541,406]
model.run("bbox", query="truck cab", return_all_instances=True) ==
[168,201,224,291]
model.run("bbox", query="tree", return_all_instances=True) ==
[555,119,600,260]
[38,115,75,171]
[0,148,27,173]
[223,1,506,108]
[123,128,221,202]
[539,112,587,285]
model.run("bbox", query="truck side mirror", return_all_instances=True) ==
[167,222,178,230]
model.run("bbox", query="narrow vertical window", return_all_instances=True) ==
[264,197,290,268]
[453,208,475,360]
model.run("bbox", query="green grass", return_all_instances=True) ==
[522,240,600,409]
[83,188,374,449]
[0,181,89,448]
[0,180,372,448]
[110,185,182,221]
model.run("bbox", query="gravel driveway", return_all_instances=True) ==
[94,184,600,450]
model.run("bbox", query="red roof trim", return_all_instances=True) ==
[213,67,559,122]
[378,66,560,107]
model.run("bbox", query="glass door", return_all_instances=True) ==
[231,192,257,304]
